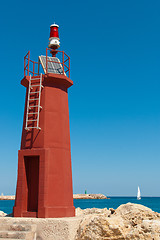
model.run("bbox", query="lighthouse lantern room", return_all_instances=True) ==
[13,24,75,218]
[49,23,60,49]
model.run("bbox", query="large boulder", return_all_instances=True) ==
[115,202,160,225]
[75,203,160,240]
[76,214,125,240]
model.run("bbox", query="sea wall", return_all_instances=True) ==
[0,195,15,200]
[0,194,107,200]
[0,203,160,239]
[73,194,107,199]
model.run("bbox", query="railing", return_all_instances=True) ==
[24,48,70,78]
[24,51,40,77]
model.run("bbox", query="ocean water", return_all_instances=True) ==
[74,197,160,213]
[1,197,160,215]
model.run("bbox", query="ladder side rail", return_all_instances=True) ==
[25,75,32,130]
[37,73,42,129]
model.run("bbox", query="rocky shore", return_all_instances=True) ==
[0,203,160,239]
[75,203,160,239]
[0,194,107,200]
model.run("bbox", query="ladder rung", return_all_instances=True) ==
[29,98,39,100]
[31,76,41,79]
[25,127,41,130]
[26,74,42,131]
[27,119,37,122]
[29,105,42,108]
[28,112,38,115]
[29,105,38,108]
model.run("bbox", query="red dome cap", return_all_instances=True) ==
[50,23,59,38]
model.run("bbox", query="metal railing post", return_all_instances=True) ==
[46,48,48,74]
[33,62,35,77]
[69,57,70,78]
[38,58,40,76]
[28,51,30,76]
[63,51,64,75]
[24,57,26,76]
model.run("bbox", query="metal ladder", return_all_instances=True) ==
[25,74,43,130]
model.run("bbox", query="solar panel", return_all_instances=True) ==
[39,55,65,75]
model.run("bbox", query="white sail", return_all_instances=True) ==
[137,186,141,200]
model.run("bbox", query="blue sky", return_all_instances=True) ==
[0,0,160,196]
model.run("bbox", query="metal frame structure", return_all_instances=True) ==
[24,51,40,77]
[24,49,70,131]
[24,48,70,78]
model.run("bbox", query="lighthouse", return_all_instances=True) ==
[48,23,60,49]
[13,24,75,218]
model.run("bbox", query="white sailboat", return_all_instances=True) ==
[137,186,141,200]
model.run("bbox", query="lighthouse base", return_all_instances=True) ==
[38,206,75,218]
[13,206,75,218]
[13,148,75,218]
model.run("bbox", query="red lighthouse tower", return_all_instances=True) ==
[13,24,75,218]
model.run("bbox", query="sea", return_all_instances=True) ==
[0,197,160,215]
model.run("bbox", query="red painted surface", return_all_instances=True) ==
[50,26,59,38]
[13,73,75,218]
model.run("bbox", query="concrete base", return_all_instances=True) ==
[0,216,81,240]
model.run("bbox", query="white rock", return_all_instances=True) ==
[0,211,7,217]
